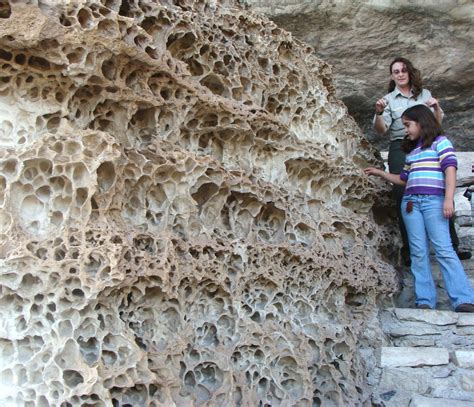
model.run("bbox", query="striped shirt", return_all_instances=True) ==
[400,136,457,196]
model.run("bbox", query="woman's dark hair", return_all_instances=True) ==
[388,57,422,99]
[401,104,443,153]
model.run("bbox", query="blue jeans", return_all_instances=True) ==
[401,194,474,309]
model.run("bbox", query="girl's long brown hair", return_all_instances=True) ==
[401,105,443,153]
[388,57,423,99]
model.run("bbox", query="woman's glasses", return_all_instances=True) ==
[392,67,408,75]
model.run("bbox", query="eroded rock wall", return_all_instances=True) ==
[247,0,474,152]
[0,1,397,405]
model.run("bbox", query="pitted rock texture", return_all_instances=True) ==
[246,0,474,152]
[0,1,398,406]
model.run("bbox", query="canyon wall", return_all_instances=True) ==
[0,1,397,405]
[247,0,474,152]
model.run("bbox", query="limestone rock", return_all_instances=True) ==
[393,308,457,326]
[0,1,398,406]
[459,314,474,327]
[410,395,474,407]
[381,308,474,349]
[453,350,474,369]
[380,347,449,368]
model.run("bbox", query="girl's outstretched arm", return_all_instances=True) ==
[443,166,456,218]
[364,167,407,186]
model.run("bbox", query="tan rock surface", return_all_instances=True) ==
[0,1,397,405]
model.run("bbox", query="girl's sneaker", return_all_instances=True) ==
[455,303,474,313]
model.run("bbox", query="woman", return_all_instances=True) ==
[373,57,470,265]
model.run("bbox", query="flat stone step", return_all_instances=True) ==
[410,394,474,406]
[381,308,474,349]
[453,350,474,368]
[380,346,449,368]
[374,364,474,406]
[459,314,474,326]
[457,210,473,227]
[393,307,457,325]
[464,258,474,272]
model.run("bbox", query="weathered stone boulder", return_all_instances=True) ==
[0,1,397,405]
[247,0,474,152]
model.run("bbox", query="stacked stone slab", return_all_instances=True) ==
[372,308,474,406]
[455,152,474,255]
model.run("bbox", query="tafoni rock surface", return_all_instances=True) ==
[246,0,474,152]
[0,1,398,405]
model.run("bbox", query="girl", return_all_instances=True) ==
[365,104,474,312]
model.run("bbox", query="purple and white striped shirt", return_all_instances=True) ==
[400,135,457,196]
